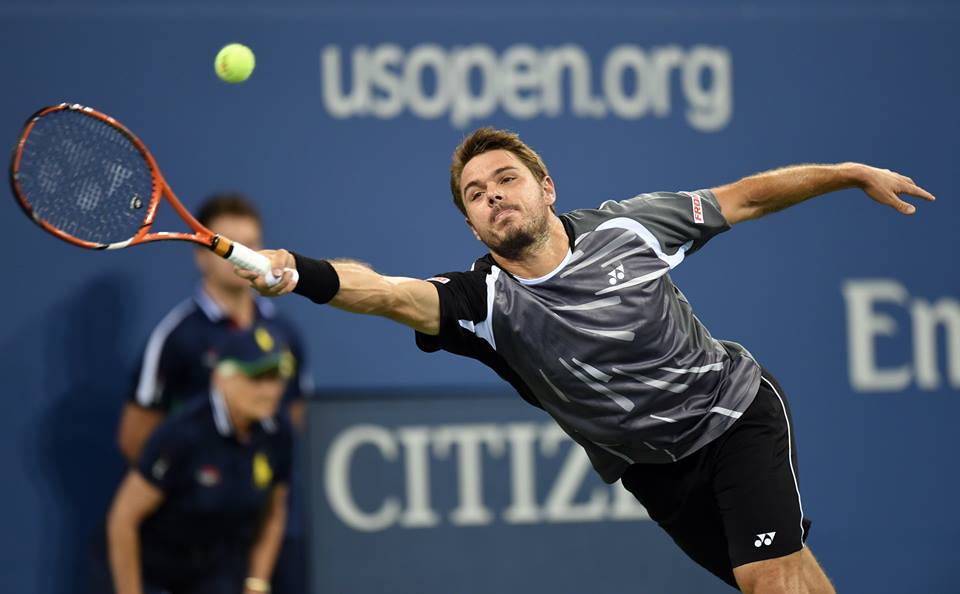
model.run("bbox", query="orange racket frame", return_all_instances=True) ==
[9,103,288,283]
[10,103,240,256]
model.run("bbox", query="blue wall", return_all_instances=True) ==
[1,1,958,592]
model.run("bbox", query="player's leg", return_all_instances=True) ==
[733,547,834,593]
[620,451,738,588]
[798,547,834,592]
[713,370,833,593]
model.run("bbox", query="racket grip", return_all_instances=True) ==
[226,241,299,288]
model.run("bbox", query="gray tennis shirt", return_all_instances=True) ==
[416,190,762,483]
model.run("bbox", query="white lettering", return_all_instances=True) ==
[322,422,651,531]
[843,279,960,392]
[911,297,960,389]
[397,426,439,528]
[320,43,733,130]
[502,422,541,524]
[324,424,401,532]
[541,425,609,522]
[432,423,505,526]
[683,46,732,132]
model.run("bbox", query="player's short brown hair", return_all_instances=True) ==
[196,192,262,228]
[450,128,549,216]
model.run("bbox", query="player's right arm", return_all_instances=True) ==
[236,250,441,336]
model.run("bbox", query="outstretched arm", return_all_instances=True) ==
[236,252,441,335]
[711,162,935,225]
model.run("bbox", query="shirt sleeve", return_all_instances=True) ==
[414,267,545,411]
[137,417,190,492]
[130,324,186,412]
[414,269,490,357]
[597,189,730,256]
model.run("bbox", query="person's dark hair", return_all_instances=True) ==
[450,127,549,216]
[195,192,262,228]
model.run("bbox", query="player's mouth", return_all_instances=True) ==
[492,207,518,224]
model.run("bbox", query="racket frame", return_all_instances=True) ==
[10,103,243,261]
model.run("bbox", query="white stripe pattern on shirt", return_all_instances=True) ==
[135,300,195,406]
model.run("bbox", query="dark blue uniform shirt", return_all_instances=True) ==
[136,390,293,579]
[131,286,314,413]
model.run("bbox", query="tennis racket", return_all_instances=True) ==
[9,103,293,285]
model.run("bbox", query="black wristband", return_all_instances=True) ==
[291,253,340,304]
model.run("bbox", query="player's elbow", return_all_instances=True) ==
[712,184,757,225]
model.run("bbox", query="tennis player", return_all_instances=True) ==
[237,128,934,593]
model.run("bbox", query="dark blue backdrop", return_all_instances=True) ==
[1,1,958,592]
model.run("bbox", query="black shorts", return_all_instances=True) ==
[620,369,811,589]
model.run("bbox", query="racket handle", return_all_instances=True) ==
[225,240,299,288]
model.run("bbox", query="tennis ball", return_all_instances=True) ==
[215,43,255,83]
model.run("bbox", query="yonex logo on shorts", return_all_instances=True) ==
[754,532,776,547]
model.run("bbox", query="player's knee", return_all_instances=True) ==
[733,549,804,594]
[734,548,833,594]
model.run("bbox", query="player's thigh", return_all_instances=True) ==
[712,371,811,570]
[621,456,737,588]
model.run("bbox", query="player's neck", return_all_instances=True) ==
[203,280,256,328]
[491,216,569,280]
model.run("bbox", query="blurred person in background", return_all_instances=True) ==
[103,326,294,594]
[116,193,313,593]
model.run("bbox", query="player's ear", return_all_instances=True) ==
[542,175,557,207]
[465,217,482,242]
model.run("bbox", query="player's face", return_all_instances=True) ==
[460,150,556,260]
[195,214,263,291]
[217,369,286,421]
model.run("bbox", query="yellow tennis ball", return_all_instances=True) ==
[215,43,255,83]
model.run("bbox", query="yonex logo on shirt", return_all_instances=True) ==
[754,532,776,547]
[607,264,626,285]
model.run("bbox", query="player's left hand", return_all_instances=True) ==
[856,164,936,215]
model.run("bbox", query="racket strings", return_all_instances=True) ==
[16,110,156,245]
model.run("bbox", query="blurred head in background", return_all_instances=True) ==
[194,193,264,293]
[213,325,292,424]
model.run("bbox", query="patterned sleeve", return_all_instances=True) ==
[414,269,490,357]
[130,305,192,411]
[414,266,544,411]
[597,189,730,256]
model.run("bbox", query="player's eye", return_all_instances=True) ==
[471,191,484,201]
[501,176,515,184]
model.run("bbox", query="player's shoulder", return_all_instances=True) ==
[561,190,715,229]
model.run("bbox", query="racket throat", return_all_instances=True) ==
[211,235,234,258]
